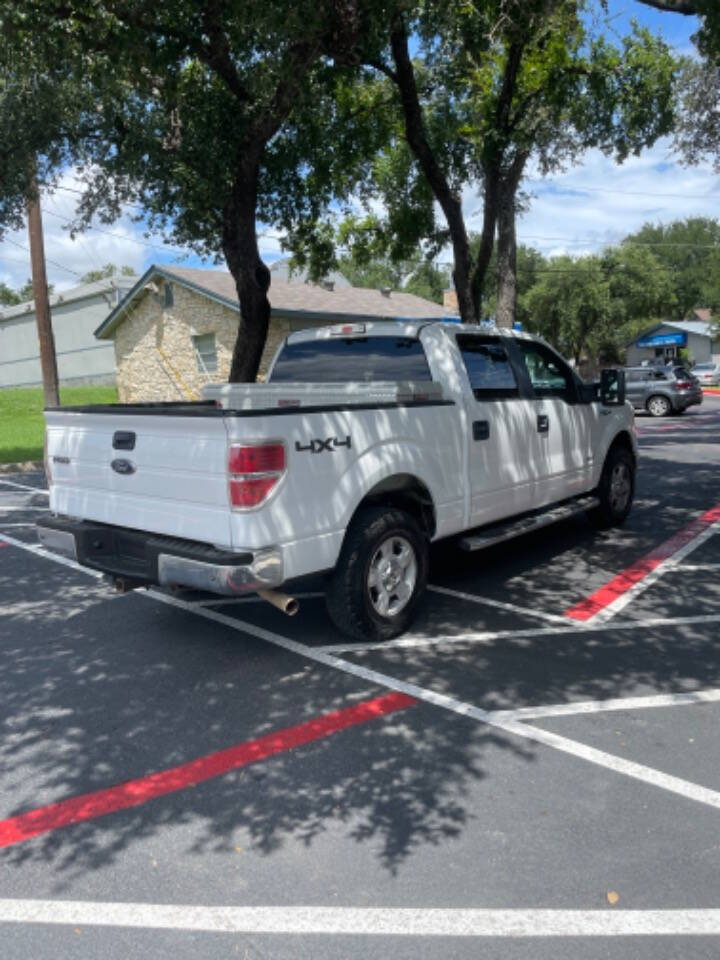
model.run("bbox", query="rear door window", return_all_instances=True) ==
[269,336,433,382]
[456,335,519,399]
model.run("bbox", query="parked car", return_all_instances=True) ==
[38,322,636,642]
[692,362,720,387]
[624,364,703,417]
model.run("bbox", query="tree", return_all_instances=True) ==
[635,1,720,60]
[623,218,720,319]
[522,243,675,365]
[0,282,21,306]
[313,1,675,327]
[673,58,720,172]
[0,278,54,304]
[1,0,391,381]
[81,264,136,284]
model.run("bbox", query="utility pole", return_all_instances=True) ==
[26,174,60,408]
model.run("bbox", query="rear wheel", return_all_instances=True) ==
[326,507,428,642]
[646,394,671,417]
[588,446,635,529]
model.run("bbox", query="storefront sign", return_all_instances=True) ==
[635,331,687,348]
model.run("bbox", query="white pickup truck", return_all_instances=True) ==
[38,321,636,641]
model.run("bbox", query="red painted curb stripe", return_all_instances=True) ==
[564,503,720,622]
[0,691,416,849]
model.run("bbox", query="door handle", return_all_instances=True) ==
[473,420,490,441]
[537,414,549,434]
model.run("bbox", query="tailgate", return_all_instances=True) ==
[45,407,233,547]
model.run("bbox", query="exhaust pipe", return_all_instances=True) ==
[257,588,299,616]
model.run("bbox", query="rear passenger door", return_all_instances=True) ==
[456,334,539,526]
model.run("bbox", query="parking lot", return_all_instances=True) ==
[1,395,720,959]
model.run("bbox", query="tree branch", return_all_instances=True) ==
[634,0,698,14]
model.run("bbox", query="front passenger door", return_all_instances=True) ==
[512,340,593,505]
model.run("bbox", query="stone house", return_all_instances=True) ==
[94,265,449,402]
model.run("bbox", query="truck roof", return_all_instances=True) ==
[285,320,539,344]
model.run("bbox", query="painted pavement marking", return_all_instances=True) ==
[2,900,720,936]
[427,584,569,624]
[318,613,720,654]
[563,502,720,624]
[492,688,720,721]
[0,479,48,494]
[0,692,414,848]
[5,534,720,814]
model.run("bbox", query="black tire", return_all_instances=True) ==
[646,394,671,418]
[326,506,428,643]
[587,446,635,530]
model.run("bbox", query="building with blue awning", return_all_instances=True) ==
[626,313,718,366]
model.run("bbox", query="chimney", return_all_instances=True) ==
[443,289,458,312]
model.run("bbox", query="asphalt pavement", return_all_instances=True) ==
[1,396,719,959]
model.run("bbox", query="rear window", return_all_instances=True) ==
[269,336,433,382]
[671,367,692,379]
[456,335,519,399]
[694,364,713,371]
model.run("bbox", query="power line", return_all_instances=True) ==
[2,236,83,278]
[41,206,193,255]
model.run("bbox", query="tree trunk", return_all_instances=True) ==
[223,158,272,383]
[495,182,518,329]
[495,154,528,329]
[473,167,500,317]
[389,19,478,323]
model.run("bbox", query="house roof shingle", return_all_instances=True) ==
[95,264,449,339]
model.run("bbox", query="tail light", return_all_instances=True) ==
[674,380,692,390]
[228,443,286,509]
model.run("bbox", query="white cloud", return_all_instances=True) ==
[480,139,720,258]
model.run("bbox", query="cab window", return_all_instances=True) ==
[516,342,576,402]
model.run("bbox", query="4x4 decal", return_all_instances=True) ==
[295,436,352,454]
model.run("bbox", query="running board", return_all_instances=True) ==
[460,495,599,552]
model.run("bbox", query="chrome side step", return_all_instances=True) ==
[460,495,599,552]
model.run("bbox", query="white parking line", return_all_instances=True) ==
[0,505,49,512]
[319,613,720,654]
[0,532,104,578]
[673,564,720,573]
[0,479,48,494]
[5,535,720,814]
[196,592,324,607]
[493,688,720,721]
[427,585,569,624]
[2,899,720,936]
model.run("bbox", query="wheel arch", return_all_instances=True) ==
[348,473,436,540]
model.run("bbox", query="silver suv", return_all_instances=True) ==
[624,365,703,417]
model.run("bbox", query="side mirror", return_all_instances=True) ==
[600,368,626,406]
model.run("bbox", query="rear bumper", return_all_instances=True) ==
[675,391,703,410]
[36,517,284,594]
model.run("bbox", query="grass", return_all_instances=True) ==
[0,386,118,464]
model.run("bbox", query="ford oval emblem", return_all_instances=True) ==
[111,458,136,475]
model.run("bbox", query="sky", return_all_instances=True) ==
[0,1,717,296]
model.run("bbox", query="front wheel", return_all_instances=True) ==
[326,507,428,642]
[587,447,635,529]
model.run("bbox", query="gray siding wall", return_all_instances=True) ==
[0,293,118,388]
[626,325,717,367]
